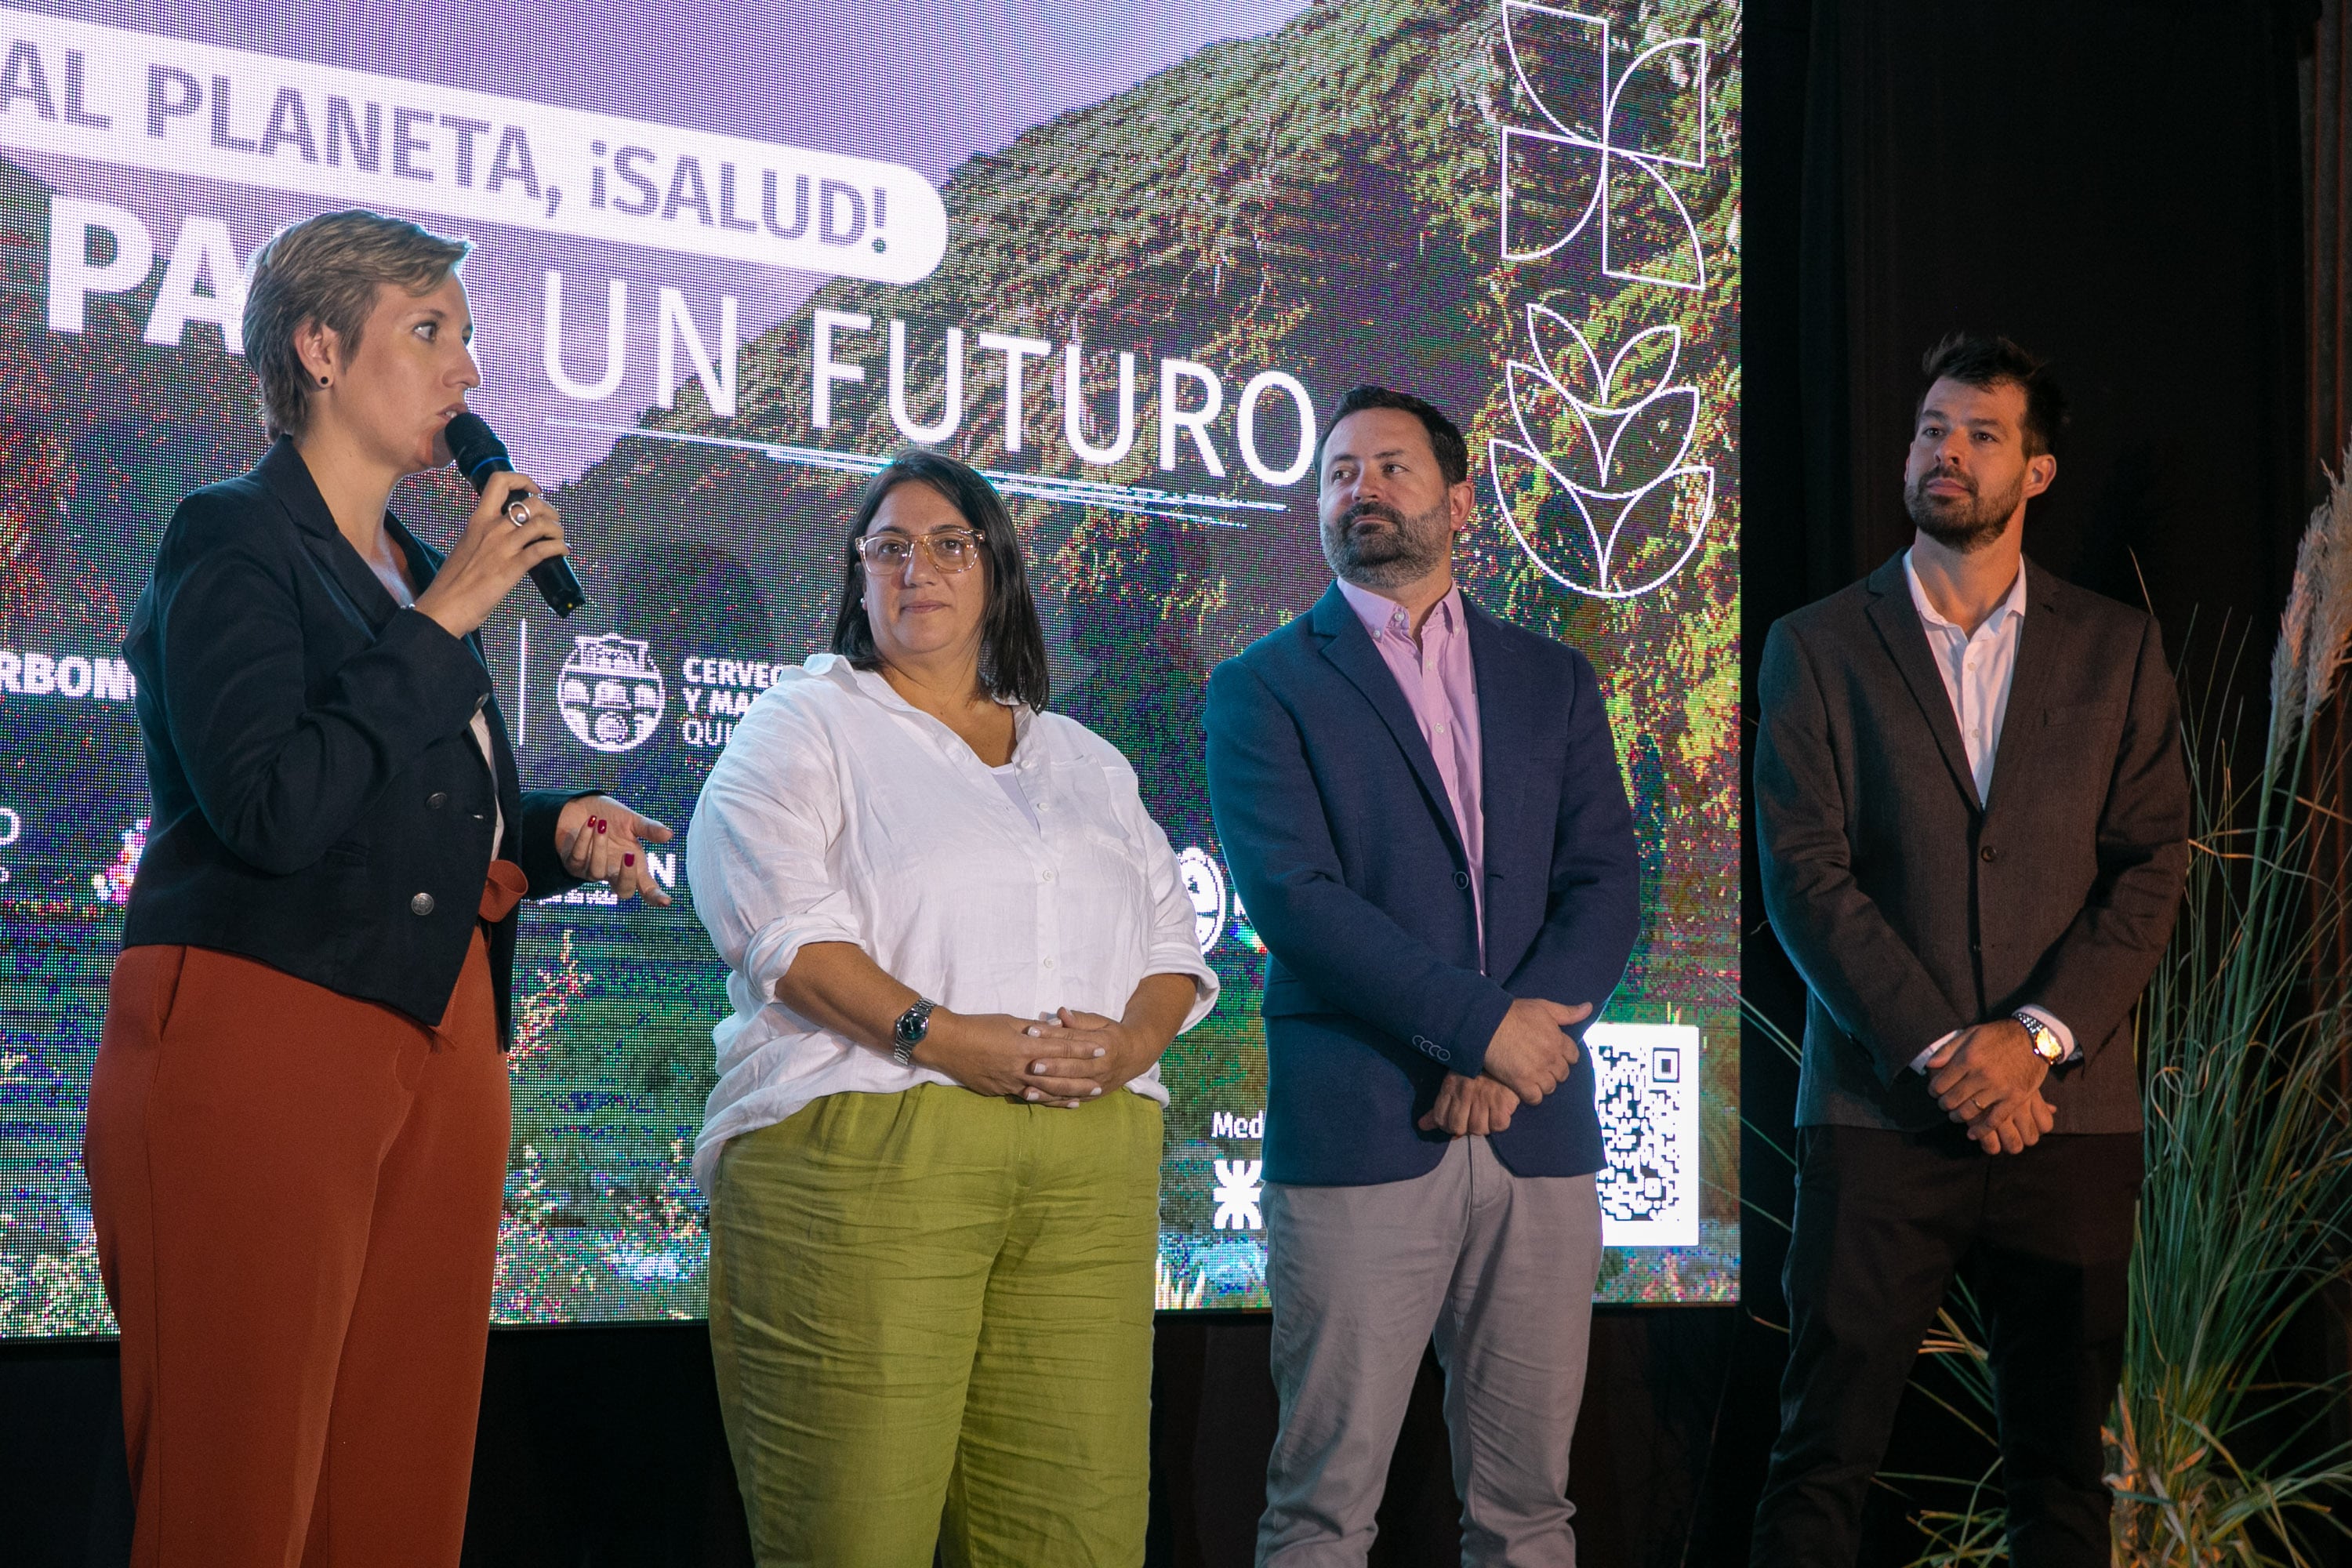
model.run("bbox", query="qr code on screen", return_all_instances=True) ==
[1586,1023,1700,1247]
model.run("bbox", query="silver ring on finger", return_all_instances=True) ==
[506,497,533,527]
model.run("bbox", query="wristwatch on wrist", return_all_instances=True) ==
[891,998,937,1068]
[2013,1010,2065,1068]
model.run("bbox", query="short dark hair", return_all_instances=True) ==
[830,451,1051,711]
[1918,332,2067,458]
[1316,384,1471,486]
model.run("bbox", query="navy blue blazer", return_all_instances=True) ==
[1203,583,1639,1185]
[121,438,586,1045]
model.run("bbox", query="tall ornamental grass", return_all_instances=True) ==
[2099,458,2352,1566]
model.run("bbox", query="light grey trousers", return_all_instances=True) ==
[1255,1135,1604,1568]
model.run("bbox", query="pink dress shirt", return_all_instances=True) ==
[1334,577,1486,965]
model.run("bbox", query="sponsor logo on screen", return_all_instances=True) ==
[679,654,780,750]
[1210,1158,1264,1232]
[1177,847,1227,956]
[556,634,664,753]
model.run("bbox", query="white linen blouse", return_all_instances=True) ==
[685,652,1219,1193]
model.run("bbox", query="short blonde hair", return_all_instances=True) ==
[242,210,470,440]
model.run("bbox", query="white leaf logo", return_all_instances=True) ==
[1497,0,1708,291]
[1486,304,1713,599]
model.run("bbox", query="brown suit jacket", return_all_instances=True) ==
[1753,552,2190,1132]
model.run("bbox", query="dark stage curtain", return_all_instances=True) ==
[2312,0,2352,993]
[1711,2,2314,1562]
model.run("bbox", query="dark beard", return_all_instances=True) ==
[1321,496,1453,589]
[1904,466,2023,554]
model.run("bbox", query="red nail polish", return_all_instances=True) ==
[623,853,635,866]
[595,820,606,834]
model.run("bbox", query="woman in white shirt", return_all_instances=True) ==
[687,451,1218,1566]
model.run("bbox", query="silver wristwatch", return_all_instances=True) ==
[891,998,936,1068]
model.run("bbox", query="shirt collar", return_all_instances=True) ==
[1334,576,1463,644]
[1903,548,2027,637]
[812,652,1036,751]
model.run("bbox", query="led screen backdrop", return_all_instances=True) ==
[0,0,1739,1333]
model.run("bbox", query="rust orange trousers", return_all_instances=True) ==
[83,863,528,1568]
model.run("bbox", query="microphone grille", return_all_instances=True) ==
[443,410,507,481]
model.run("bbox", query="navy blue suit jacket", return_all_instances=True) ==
[1203,583,1639,1186]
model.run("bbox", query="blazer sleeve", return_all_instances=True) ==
[1753,618,1973,1083]
[1205,655,1515,1077]
[514,787,599,900]
[2021,615,2190,1058]
[152,492,492,876]
[1495,648,1640,1018]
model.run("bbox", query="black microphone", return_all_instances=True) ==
[444,409,586,617]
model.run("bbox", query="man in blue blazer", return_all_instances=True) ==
[1206,385,1639,1566]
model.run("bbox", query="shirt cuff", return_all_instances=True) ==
[1146,942,1222,1033]
[1910,1029,1961,1075]
[1908,1009,2079,1074]
[742,912,864,1004]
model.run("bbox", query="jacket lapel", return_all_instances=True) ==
[1309,583,1464,854]
[1980,559,2061,811]
[1862,552,1983,813]
[389,516,525,851]
[256,441,524,858]
[252,440,408,637]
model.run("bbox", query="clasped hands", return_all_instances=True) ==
[1925,1018,2053,1156]
[1417,996,1593,1138]
[919,1007,1164,1108]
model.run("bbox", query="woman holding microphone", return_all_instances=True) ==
[82,209,669,1567]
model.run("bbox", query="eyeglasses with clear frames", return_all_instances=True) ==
[855,529,983,574]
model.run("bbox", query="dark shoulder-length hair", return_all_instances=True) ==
[830,451,1052,711]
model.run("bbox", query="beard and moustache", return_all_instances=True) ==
[1321,495,1454,589]
[1904,462,2025,553]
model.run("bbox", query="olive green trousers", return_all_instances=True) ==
[707,1083,1163,1567]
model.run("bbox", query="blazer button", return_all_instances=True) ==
[409,891,436,916]
[426,792,448,810]
[1980,846,1998,862]
[1453,870,1470,890]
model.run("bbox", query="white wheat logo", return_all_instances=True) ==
[1486,305,1713,600]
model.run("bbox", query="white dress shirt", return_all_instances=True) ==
[467,709,504,857]
[685,653,1219,1193]
[1902,550,2074,1070]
